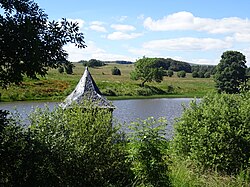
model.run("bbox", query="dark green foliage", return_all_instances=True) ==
[166,70,174,77]
[214,51,247,93]
[173,92,250,174]
[130,57,165,87]
[115,60,133,64]
[177,71,186,78]
[168,59,191,73]
[0,104,133,186]
[192,71,199,78]
[64,62,74,74]
[82,59,105,68]
[127,117,171,187]
[111,66,121,75]
[191,65,216,75]
[204,72,211,78]
[0,0,86,88]
[58,66,64,74]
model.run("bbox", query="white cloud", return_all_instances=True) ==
[89,21,107,32]
[111,24,136,32]
[89,25,107,32]
[191,58,219,65]
[64,41,136,62]
[241,48,250,66]
[128,47,159,57]
[234,33,250,42]
[64,41,105,62]
[143,37,232,51]
[143,11,250,34]
[107,32,143,40]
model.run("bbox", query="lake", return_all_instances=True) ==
[0,98,196,137]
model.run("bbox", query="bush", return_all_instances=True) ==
[0,104,133,186]
[58,66,64,74]
[192,71,199,78]
[204,72,211,78]
[127,117,171,187]
[177,70,186,78]
[166,70,174,77]
[172,92,250,174]
[111,66,121,75]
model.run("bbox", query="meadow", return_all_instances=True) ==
[0,63,215,101]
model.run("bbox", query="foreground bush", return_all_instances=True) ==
[0,104,132,186]
[127,117,171,187]
[172,91,250,174]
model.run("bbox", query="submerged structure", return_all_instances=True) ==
[60,67,114,110]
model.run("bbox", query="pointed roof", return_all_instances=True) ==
[60,67,114,109]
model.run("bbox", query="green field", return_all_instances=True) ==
[0,63,216,101]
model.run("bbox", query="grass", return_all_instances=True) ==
[170,158,250,187]
[0,63,216,101]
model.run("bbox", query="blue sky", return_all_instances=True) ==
[35,0,250,66]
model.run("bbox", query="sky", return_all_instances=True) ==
[35,0,250,66]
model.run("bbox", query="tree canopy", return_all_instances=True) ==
[214,51,247,93]
[0,0,86,88]
[130,57,164,87]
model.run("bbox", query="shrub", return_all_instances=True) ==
[111,66,121,75]
[58,66,64,73]
[127,117,171,187]
[0,104,133,186]
[172,92,250,174]
[166,70,174,77]
[192,71,199,78]
[177,70,186,78]
[204,72,211,78]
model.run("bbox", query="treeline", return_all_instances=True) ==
[78,59,133,67]
[151,58,192,73]
[191,65,216,78]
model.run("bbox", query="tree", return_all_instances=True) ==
[192,71,199,78]
[0,0,86,88]
[111,67,121,75]
[130,57,164,87]
[166,70,174,77]
[214,51,247,93]
[177,70,186,78]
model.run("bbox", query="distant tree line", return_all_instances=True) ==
[191,65,216,78]
[78,59,133,67]
[79,59,105,68]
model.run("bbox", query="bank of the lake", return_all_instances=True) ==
[0,63,215,102]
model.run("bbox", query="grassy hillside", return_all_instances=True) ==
[0,63,215,101]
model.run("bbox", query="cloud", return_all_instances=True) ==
[142,37,232,51]
[89,21,107,32]
[64,41,105,62]
[128,47,159,57]
[107,32,143,40]
[234,33,250,42]
[191,58,220,65]
[89,25,107,32]
[64,41,136,62]
[143,11,250,34]
[111,24,136,32]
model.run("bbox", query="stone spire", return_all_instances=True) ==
[60,67,114,109]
